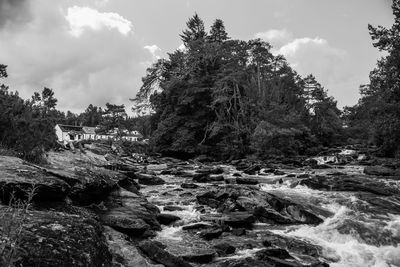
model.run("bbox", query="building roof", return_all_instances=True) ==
[57,124,84,133]
[82,126,96,134]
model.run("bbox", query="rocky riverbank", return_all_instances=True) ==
[1,144,400,266]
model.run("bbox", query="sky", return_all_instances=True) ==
[0,0,394,114]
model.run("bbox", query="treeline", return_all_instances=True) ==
[0,65,149,162]
[344,0,400,158]
[134,15,344,159]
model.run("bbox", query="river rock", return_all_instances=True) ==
[363,165,396,176]
[181,250,216,263]
[236,177,259,185]
[192,174,224,183]
[299,175,398,196]
[0,156,71,203]
[213,243,236,256]
[181,183,199,189]
[104,226,163,267]
[218,258,270,267]
[101,210,150,237]
[0,207,112,266]
[182,222,215,230]
[138,241,193,267]
[137,173,166,185]
[164,205,185,211]
[199,228,224,240]
[196,185,323,225]
[196,167,224,175]
[157,213,181,225]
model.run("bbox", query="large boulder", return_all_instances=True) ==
[0,156,70,203]
[196,185,323,225]
[99,189,161,238]
[104,226,162,267]
[363,166,396,176]
[0,207,112,267]
[137,173,166,185]
[138,241,193,267]
[299,175,399,196]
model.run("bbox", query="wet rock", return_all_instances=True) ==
[231,228,246,236]
[364,166,396,176]
[182,222,215,230]
[117,176,140,194]
[196,167,224,175]
[197,185,323,225]
[101,210,150,237]
[1,208,112,267]
[181,183,199,189]
[300,175,398,196]
[254,206,294,224]
[137,173,166,185]
[193,174,224,183]
[181,250,216,263]
[255,248,293,260]
[218,258,269,267]
[194,154,216,163]
[199,228,224,240]
[213,243,236,256]
[147,164,168,172]
[99,189,161,237]
[232,173,242,177]
[179,192,194,197]
[157,213,181,225]
[242,165,261,175]
[138,241,193,267]
[261,231,324,259]
[297,173,310,178]
[236,177,259,185]
[104,226,162,267]
[0,156,70,203]
[274,170,286,175]
[203,212,255,228]
[164,205,185,211]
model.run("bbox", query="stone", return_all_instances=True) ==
[182,222,214,231]
[213,243,236,256]
[104,226,162,267]
[364,166,396,176]
[137,173,166,185]
[101,210,150,238]
[181,183,199,189]
[199,228,223,240]
[181,250,216,263]
[164,205,185,211]
[236,177,259,185]
[157,213,181,225]
[0,208,112,267]
[138,241,193,267]
[0,156,71,203]
[193,174,224,183]
[196,167,224,175]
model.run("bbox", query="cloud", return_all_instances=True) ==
[144,45,161,60]
[277,37,347,83]
[254,29,292,47]
[65,6,133,37]
[0,0,31,28]
[0,0,153,115]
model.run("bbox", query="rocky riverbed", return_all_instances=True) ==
[1,144,400,266]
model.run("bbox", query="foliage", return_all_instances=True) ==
[134,15,344,159]
[345,0,400,157]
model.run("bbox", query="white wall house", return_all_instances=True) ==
[55,124,143,143]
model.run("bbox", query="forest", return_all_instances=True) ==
[1,1,400,162]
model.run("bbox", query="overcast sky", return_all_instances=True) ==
[0,0,394,114]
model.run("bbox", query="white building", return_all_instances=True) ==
[55,124,143,143]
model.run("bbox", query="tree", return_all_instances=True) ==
[208,19,229,43]
[346,0,400,157]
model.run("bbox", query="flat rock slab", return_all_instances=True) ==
[0,156,70,203]
[0,207,111,267]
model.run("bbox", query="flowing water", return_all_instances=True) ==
[140,155,400,267]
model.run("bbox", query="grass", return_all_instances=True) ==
[0,186,36,267]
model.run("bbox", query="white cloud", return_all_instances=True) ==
[254,29,292,47]
[144,44,161,60]
[65,6,133,37]
[276,36,350,100]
